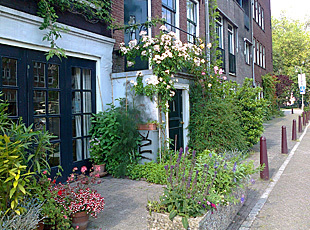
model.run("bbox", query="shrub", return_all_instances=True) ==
[127,162,167,184]
[189,95,248,153]
[90,101,141,177]
[235,78,268,147]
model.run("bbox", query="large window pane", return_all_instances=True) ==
[34,117,46,131]
[83,69,91,90]
[72,68,81,89]
[72,115,82,137]
[49,117,60,139]
[48,91,59,114]
[2,88,17,116]
[83,92,92,113]
[72,92,81,113]
[34,90,46,115]
[33,62,45,88]
[2,58,17,86]
[48,64,59,88]
[73,139,82,161]
[83,115,91,136]
[84,138,90,159]
[49,142,60,167]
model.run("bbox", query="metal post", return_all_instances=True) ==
[281,126,288,154]
[260,136,269,180]
[291,105,294,114]
[303,112,306,126]
[302,94,304,112]
[298,115,302,133]
[292,119,297,141]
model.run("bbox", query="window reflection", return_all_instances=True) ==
[2,58,17,86]
[33,62,45,88]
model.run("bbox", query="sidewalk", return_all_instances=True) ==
[250,122,310,229]
[89,109,305,230]
[228,109,308,229]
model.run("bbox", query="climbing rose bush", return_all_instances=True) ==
[120,25,207,113]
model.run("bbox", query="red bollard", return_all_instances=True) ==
[303,112,306,126]
[291,106,294,114]
[292,119,297,141]
[298,115,302,133]
[282,126,288,154]
[260,136,269,180]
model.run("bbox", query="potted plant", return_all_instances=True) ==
[137,120,158,130]
[51,166,105,230]
[89,138,107,177]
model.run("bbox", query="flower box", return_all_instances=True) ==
[137,123,157,130]
[147,187,247,230]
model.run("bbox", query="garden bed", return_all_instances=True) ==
[147,186,247,230]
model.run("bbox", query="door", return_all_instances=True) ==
[169,89,183,151]
[0,44,96,178]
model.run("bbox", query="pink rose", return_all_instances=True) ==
[43,171,47,175]
[219,69,223,75]
[214,66,218,74]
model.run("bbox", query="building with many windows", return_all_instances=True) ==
[0,0,114,178]
[112,0,209,155]
[252,0,273,86]
[216,0,254,85]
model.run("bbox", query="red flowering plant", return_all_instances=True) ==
[50,166,105,218]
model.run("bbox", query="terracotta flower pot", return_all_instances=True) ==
[71,211,89,230]
[93,163,107,177]
[137,123,157,130]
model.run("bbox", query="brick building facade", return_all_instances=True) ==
[252,0,273,85]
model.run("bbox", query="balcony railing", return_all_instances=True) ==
[229,53,236,74]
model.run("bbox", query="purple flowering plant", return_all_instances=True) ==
[147,148,217,229]
[195,150,260,205]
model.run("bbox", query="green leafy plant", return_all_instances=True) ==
[0,98,54,215]
[90,101,141,177]
[189,95,248,152]
[127,162,167,185]
[235,78,268,147]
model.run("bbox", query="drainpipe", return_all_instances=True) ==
[205,0,210,61]
[251,0,256,87]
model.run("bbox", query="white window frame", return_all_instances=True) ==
[244,41,250,65]
[259,44,263,67]
[262,46,266,69]
[261,8,265,30]
[256,40,260,66]
[255,1,258,22]
[228,24,234,55]
[186,0,199,43]
[216,15,224,49]
[253,39,256,64]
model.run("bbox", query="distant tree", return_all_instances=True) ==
[275,75,294,107]
[272,15,310,105]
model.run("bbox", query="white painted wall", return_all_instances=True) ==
[0,5,115,112]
